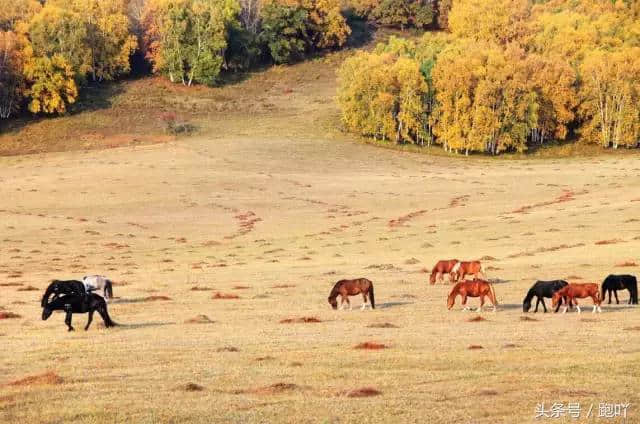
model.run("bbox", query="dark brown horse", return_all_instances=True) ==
[328,278,375,310]
[452,260,486,282]
[552,283,601,313]
[447,279,497,312]
[429,259,459,284]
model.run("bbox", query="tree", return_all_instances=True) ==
[23,53,78,114]
[579,48,640,148]
[143,0,239,85]
[0,31,25,119]
[0,0,41,32]
[52,0,137,81]
[371,0,433,29]
[259,1,310,64]
[448,0,530,44]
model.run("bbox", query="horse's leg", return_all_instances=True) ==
[461,294,468,311]
[477,295,484,313]
[361,293,367,311]
[614,290,619,305]
[575,299,581,314]
[541,298,548,313]
[85,310,94,331]
[534,297,540,313]
[65,307,74,331]
[347,297,352,311]
[592,294,602,313]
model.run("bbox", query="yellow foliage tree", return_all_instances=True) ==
[23,53,78,114]
[448,0,530,45]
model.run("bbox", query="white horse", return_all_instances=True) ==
[82,275,114,302]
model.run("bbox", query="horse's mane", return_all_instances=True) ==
[328,280,346,299]
[523,286,536,304]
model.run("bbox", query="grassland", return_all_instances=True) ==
[1,32,640,424]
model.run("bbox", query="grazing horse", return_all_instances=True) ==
[41,280,88,307]
[328,278,375,310]
[451,261,485,282]
[552,283,602,313]
[447,279,497,312]
[42,294,117,331]
[83,275,114,301]
[601,274,638,305]
[523,280,570,313]
[429,259,459,284]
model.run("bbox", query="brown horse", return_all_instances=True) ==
[552,283,602,313]
[452,260,485,282]
[328,278,375,310]
[447,279,497,312]
[429,259,459,284]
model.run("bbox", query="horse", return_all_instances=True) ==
[523,280,570,313]
[41,280,88,307]
[42,293,117,331]
[447,279,497,312]
[328,278,375,310]
[601,274,638,305]
[552,283,602,313]
[83,275,114,301]
[451,261,485,282]
[429,259,459,284]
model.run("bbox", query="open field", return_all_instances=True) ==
[1,130,640,423]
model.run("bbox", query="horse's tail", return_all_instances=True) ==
[369,282,375,309]
[631,277,639,304]
[105,279,114,300]
[41,281,56,307]
[429,267,437,284]
[601,282,606,303]
[489,282,498,306]
[99,304,118,327]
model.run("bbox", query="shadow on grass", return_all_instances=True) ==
[377,301,413,309]
[115,321,176,330]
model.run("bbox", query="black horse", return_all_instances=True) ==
[42,294,117,331]
[41,280,88,307]
[601,275,638,305]
[523,280,569,313]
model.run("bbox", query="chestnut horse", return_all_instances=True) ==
[452,261,485,282]
[552,283,602,313]
[447,279,497,312]
[328,278,375,310]
[429,259,459,284]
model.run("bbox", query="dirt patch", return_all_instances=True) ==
[190,286,213,291]
[255,356,275,362]
[468,345,484,350]
[623,326,640,331]
[404,257,420,265]
[511,189,586,214]
[616,261,638,267]
[367,322,399,328]
[217,346,239,352]
[341,387,381,397]
[520,316,538,322]
[0,282,23,287]
[185,315,215,324]
[388,209,428,228]
[280,317,322,324]
[182,383,205,392]
[595,239,624,245]
[486,266,502,271]
[355,341,388,350]
[8,371,63,386]
[272,284,296,288]
[580,318,597,322]
[212,292,240,299]
[143,295,172,301]
[467,316,486,322]
[479,256,498,261]
[232,285,251,290]
[477,389,499,396]
[565,275,582,280]
[17,285,39,291]
[0,311,21,320]
[502,343,518,348]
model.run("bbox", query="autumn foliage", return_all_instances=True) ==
[338,0,640,154]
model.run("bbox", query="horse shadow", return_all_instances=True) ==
[110,297,167,305]
[488,278,511,284]
[377,301,413,309]
[113,322,176,330]
[497,303,524,311]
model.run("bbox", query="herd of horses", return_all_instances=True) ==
[39,261,638,331]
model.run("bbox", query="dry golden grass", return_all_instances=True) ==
[1,37,640,423]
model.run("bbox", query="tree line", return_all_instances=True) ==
[338,0,640,153]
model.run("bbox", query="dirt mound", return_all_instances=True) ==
[143,295,171,301]
[0,312,21,320]
[217,346,239,352]
[190,286,212,291]
[17,285,39,291]
[479,256,498,261]
[467,316,486,322]
[520,316,538,322]
[272,284,296,288]
[468,345,483,350]
[342,387,381,397]
[0,283,23,287]
[477,389,498,396]
[623,326,640,331]
[355,342,387,350]
[367,322,399,328]
[182,383,205,392]
[616,261,638,267]
[8,371,63,386]
[212,292,240,299]
[502,343,518,348]
[185,315,215,324]
[404,257,420,265]
[595,239,624,245]
[280,317,322,324]
[232,285,251,290]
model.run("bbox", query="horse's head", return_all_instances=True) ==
[429,274,436,284]
[447,291,456,310]
[328,296,338,310]
[42,305,53,321]
[522,299,531,313]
